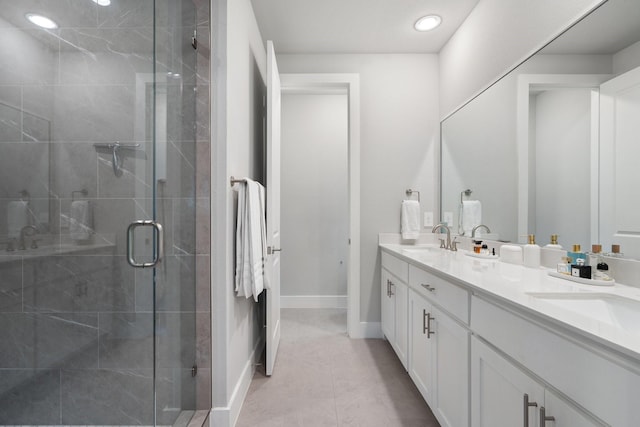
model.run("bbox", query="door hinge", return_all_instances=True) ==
[191,30,198,50]
[191,365,198,377]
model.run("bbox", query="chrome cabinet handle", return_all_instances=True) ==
[126,220,164,268]
[426,313,435,338]
[422,309,428,334]
[386,279,390,297]
[539,407,555,427]
[421,283,436,292]
[389,280,395,296]
[523,394,538,427]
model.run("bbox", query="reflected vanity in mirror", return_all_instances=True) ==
[441,0,640,258]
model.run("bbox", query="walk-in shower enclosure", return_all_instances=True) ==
[0,0,210,425]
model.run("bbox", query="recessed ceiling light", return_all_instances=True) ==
[25,13,58,29]
[414,15,442,32]
[93,0,111,6]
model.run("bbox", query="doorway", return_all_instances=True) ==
[280,92,349,312]
[280,74,362,338]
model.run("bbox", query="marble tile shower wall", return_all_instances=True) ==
[0,0,211,425]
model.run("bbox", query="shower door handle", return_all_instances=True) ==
[126,220,164,268]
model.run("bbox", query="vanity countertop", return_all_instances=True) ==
[380,242,640,362]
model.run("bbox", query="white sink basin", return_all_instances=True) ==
[401,245,443,255]
[526,292,640,333]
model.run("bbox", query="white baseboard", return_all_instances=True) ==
[281,295,348,309]
[211,339,263,427]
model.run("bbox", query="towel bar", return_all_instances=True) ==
[230,176,246,187]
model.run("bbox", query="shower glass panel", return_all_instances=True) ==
[0,1,199,426]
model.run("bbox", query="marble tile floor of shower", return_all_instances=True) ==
[236,308,441,427]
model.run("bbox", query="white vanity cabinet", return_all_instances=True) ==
[408,288,435,401]
[381,251,409,369]
[409,288,470,427]
[408,264,470,427]
[380,244,640,427]
[471,337,603,427]
[472,296,634,426]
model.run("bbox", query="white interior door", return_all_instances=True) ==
[600,65,640,258]
[265,40,281,376]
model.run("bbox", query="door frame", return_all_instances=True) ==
[280,73,362,338]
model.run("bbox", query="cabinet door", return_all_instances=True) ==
[543,390,605,427]
[433,306,470,427]
[409,289,434,403]
[471,337,544,427]
[381,269,395,344]
[393,278,408,369]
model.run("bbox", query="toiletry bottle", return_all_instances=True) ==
[473,240,482,254]
[545,234,562,249]
[567,244,587,265]
[595,258,611,281]
[557,256,571,275]
[589,244,602,267]
[523,234,541,268]
[609,244,624,258]
[571,258,592,279]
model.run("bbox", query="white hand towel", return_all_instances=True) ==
[247,180,266,301]
[69,200,93,241]
[401,200,420,240]
[234,178,268,301]
[7,201,29,239]
[461,200,481,236]
[235,181,249,298]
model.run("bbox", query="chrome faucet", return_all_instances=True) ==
[432,223,456,251]
[471,224,491,238]
[18,225,38,250]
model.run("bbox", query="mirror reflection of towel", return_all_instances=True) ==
[401,200,420,240]
[70,200,93,241]
[461,200,481,235]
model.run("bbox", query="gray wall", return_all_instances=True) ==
[439,0,604,118]
[211,0,265,422]
[281,93,348,298]
[278,54,440,323]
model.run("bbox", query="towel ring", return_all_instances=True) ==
[460,189,472,204]
[406,189,420,202]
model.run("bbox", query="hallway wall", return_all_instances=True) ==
[278,54,440,325]
[280,93,349,303]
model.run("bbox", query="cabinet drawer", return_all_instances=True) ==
[472,295,639,426]
[381,251,408,282]
[409,265,469,324]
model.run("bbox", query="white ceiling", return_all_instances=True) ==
[250,0,480,54]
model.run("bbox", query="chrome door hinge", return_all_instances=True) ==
[191,30,197,50]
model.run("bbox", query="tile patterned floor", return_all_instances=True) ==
[236,308,441,427]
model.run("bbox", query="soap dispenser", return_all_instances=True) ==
[545,234,562,249]
[523,234,541,268]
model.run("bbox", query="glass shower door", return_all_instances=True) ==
[0,0,198,425]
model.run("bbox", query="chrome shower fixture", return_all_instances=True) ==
[93,142,141,177]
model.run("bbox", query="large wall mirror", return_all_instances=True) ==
[441,0,640,258]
